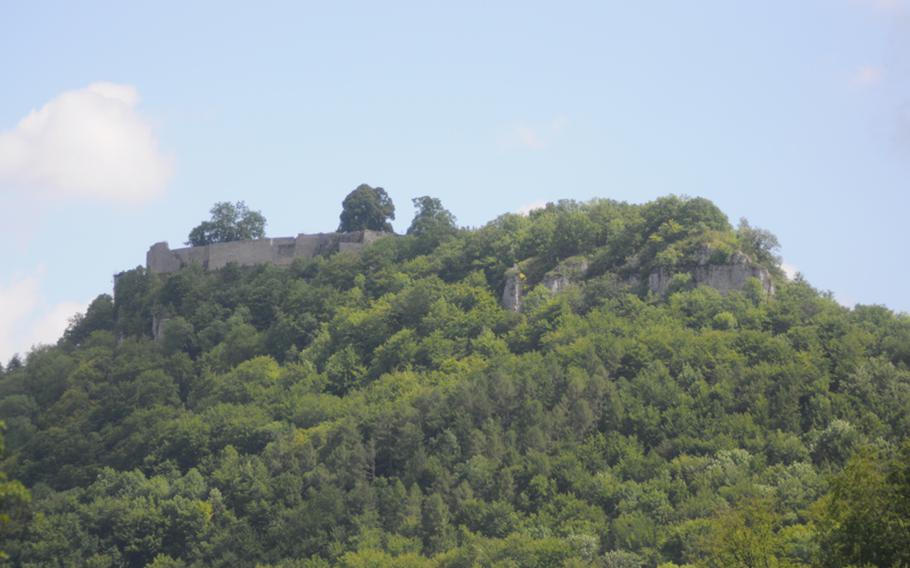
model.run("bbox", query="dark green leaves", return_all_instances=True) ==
[338,184,396,233]
[186,201,267,246]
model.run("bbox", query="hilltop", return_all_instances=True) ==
[0,195,908,567]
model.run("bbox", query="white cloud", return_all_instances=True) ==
[26,300,86,346]
[834,290,858,309]
[498,115,569,150]
[507,126,546,150]
[516,200,548,216]
[852,0,909,15]
[851,65,884,87]
[0,82,172,203]
[517,126,545,149]
[781,262,799,280]
[551,115,569,132]
[0,272,42,360]
[0,268,87,363]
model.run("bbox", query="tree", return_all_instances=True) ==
[0,421,30,559]
[407,196,457,253]
[737,218,781,267]
[700,498,793,568]
[338,184,395,233]
[186,201,267,246]
[9,192,910,565]
[420,493,454,555]
[814,444,910,568]
[407,196,456,238]
[62,294,115,347]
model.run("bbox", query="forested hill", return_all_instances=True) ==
[1,196,909,567]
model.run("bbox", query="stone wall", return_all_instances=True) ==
[147,230,386,275]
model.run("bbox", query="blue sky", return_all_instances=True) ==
[1,1,908,360]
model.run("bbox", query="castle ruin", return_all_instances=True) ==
[143,231,775,314]
[146,230,387,274]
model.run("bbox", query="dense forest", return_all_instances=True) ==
[1,194,909,567]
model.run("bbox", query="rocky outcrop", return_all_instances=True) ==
[501,249,774,311]
[541,257,589,295]
[502,257,589,311]
[502,265,524,312]
[152,314,170,342]
[647,251,774,296]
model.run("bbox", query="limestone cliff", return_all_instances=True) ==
[645,250,774,297]
[501,250,774,311]
[501,265,524,312]
[502,257,589,312]
[541,257,589,296]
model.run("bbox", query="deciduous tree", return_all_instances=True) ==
[186,201,267,246]
[338,184,395,233]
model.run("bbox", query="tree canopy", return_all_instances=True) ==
[1,195,908,567]
[0,422,29,560]
[338,184,396,233]
[186,201,267,246]
[407,196,456,237]
[406,196,458,254]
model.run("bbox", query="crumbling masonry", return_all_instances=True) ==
[146,230,387,274]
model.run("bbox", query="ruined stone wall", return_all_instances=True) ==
[146,230,387,275]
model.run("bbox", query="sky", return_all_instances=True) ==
[1,1,908,361]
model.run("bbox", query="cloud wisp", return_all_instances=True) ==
[852,0,909,16]
[0,82,172,203]
[851,65,885,87]
[498,115,569,151]
[516,200,548,216]
[0,268,87,363]
[781,262,799,280]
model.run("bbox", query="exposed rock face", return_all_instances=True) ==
[502,257,589,311]
[152,314,170,342]
[146,230,387,275]
[541,257,589,295]
[502,250,774,310]
[502,266,523,312]
[647,251,775,296]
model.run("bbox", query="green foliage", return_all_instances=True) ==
[0,195,907,566]
[186,201,267,246]
[698,498,804,567]
[813,444,910,567]
[407,196,456,239]
[737,218,782,268]
[0,421,30,560]
[338,184,396,232]
[63,294,115,347]
[407,196,458,254]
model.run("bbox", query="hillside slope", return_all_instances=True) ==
[1,196,909,567]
